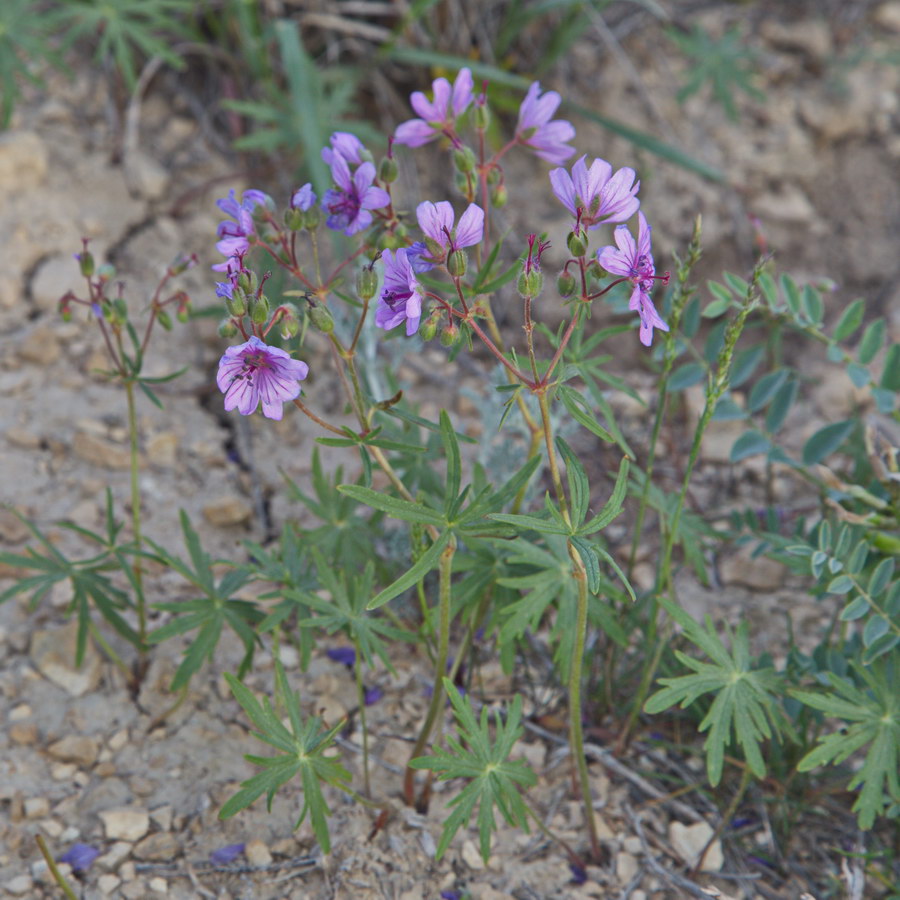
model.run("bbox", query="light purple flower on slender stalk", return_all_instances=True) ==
[394,68,474,147]
[596,212,668,347]
[416,201,484,261]
[549,155,640,228]
[376,249,425,336]
[321,132,365,167]
[213,189,272,271]
[291,183,316,211]
[217,335,309,420]
[515,82,576,164]
[322,157,390,236]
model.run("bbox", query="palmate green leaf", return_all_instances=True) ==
[411,682,535,862]
[221,661,351,851]
[645,597,787,786]
[146,512,259,688]
[792,662,900,829]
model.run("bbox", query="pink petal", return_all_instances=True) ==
[454,204,484,248]
[416,201,454,246]
[549,167,576,215]
[394,119,437,147]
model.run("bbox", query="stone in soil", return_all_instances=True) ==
[98,807,151,842]
[46,734,100,768]
[668,820,724,872]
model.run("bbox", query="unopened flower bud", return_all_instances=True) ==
[238,270,257,294]
[447,249,468,277]
[303,206,322,230]
[96,263,115,283]
[567,228,588,258]
[250,295,270,325]
[454,172,470,195]
[113,298,128,321]
[379,156,399,183]
[225,292,246,317]
[308,302,335,334]
[357,267,379,301]
[176,297,191,322]
[453,146,477,174]
[77,251,94,277]
[491,184,508,208]
[557,271,577,297]
[419,309,441,342]
[157,309,173,331]
[169,253,197,275]
[218,317,238,338]
[440,323,460,347]
[517,270,543,298]
[59,298,72,321]
[101,300,114,321]
[284,207,305,231]
[474,101,490,130]
[393,222,408,240]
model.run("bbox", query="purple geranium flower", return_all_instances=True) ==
[322,157,390,236]
[326,647,356,668]
[59,844,100,874]
[394,68,474,147]
[213,189,271,271]
[376,248,425,336]
[550,155,640,228]
[209,843,245,865]
[216,335,309,420]
[515,82,576,165]
[596,212,669,347]
[416,201,484,262]
[291,183,316,211]
[321,132,365,167]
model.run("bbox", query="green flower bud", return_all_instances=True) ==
[113,297,128,321]
[474,102,490,130]
[250,295,270,325]
[218,318,239,338]
[447,249,467,277]
[379,156,399,183]
[77,251,94,278]
[308,303,335,334]
[491,184,508,208]
[303,205,322,230]
[157,309,173,331]
[566,228,589,258]
[284,207,305,231]
[394,222,408,239]
[169,253,196,275]
[225,292,246,317]
[453,146,477,174]
[59,300,72,322]
[96,263,116,283]
[357,268,379,301]
[517,270,543,298]
[440,323,459,347]
[419,310,440,342]
[454,171,470,196]
[557,271,577,297]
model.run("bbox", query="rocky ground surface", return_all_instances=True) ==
[1,2,899,898]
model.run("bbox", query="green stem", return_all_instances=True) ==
[35,835,78,900]
[404,534,457,809]
[125,380,146,653]
[568,543,601,861]
[537,391,569,521]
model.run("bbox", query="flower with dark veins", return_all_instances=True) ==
[394,68,474,147]
[550,155,640,228]
[322,157,390,236]
[376,248,426,336]
[515,82,576,164]
[596,211,669,347]
[216,335,309,420]
[416,200,484,262]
